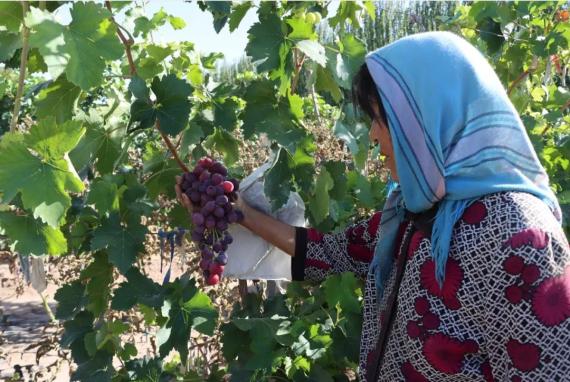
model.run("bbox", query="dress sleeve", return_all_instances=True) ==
[481,220,570,380]
[291,212,383,283]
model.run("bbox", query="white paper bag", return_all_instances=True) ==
[224,163,305,280]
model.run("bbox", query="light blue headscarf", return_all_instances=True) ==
[367,32,562,298]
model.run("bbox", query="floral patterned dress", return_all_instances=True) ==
[292,192,570,381]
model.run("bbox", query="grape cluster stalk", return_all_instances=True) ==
[180,157,243,285]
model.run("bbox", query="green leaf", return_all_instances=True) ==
[0,31,21,62]
[204,1,232,33]
[81,253,113,316]
[72,351,114,382]
[54,280,87,320]
[326,35,366,89]
[0,2,23,32]
[322,273,361,314]
[182,290,217,335]
[246,13,286,72]
[64,2,124,90]
[204,128,239,166]
[286,18,317,41]
[129,74,192,136]
[168,16,186,30]
[69,119,122,174]
[296,40,327,67]
[213,97,240,131]
[264,148,294,211]
[87,179,121,215]
[0,119,85,227]
[128,76,150,101]
[241,80,306,150]
[229,2,252,32]
[111,267,164,310]
[309,168,334,224]
[25,6,68,79]
[35,76,81,124]
[315,66,342,103]
[60,310,93,348]
[0,212,67,256]
[144,158,179,200]
[158,277,217,365]
[90,214,147,274]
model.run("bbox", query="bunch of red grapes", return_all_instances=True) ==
[180,157,243,285]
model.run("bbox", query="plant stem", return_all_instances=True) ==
[39,291,56,323]
[9,1,31,132]
[105,0,190,172]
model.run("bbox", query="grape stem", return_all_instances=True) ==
[106,0,191,173]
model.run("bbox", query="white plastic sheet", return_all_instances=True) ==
[224,163,305,280]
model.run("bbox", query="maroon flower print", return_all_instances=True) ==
[506,339,541,372]
[503,228,549,250]
[531,267,570,327]
[505,285,523,304]
[481,360,495,382]
[422,312,440,330]
[422,333,479,374]
[347,243,374,262]
[420,258,463,310]
[503,255,525,275]
[408,230,426,259]
[307,228,324,242]
[462,201,487,225]
[401,361,429,382]
[414,297,430,315]
[521,264,540,284]
[407,320,421,339]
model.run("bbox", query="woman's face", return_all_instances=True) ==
[369,102,399,182]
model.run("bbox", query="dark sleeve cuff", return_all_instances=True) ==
[292,227,308,281]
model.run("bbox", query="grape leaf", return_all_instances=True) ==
[72,350,114,382]
[54,280,87,320]
[246,13,286,72]
[144,158,179,200]
[69,120,122,174]
[322,273,361,314]
[90,214,147,274]
[35,76,81,124]
[0,31,21,62]
[168,16,186,30]
[81,253,113,316]
[25,6,68,79]
[111,267,164,311]
[0,212,67,256]
[241,80,306,151]
[286,18,317,41]
[0,119,85,227]
[264,148,294,211]
[204,128,239,166]
[326,35,366,89]
[315,66,342,103]
[60,311,94,349]
[129,74,192,136]
[158,278,217,364]
[309,168,334,224]
[87,179,121,215]
[204,1,232,33]
[229,2,252,32]
[0,2,23,32]
[296,40,327,67]
[64,3,124,90]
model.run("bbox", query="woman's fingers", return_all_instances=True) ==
[181,193,192,210]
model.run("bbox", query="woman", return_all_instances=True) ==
[177,32,570,381]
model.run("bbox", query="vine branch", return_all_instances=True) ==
[105,0,190,173]
[9,1,31,132]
